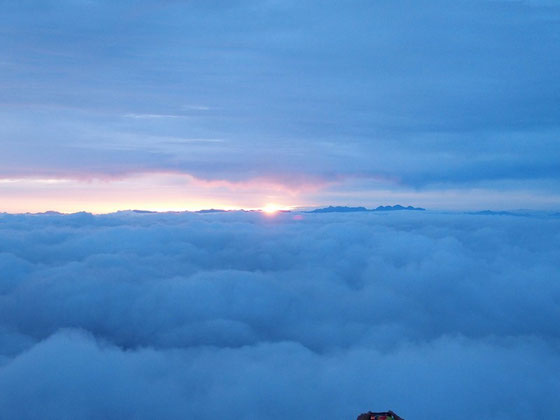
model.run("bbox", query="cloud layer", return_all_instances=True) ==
[1,0,560,207]
[0,211,559,419]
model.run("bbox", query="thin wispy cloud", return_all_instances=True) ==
[123,113,189,120]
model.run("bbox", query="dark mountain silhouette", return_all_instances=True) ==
[469,210,515,216]
[374,205,425,211]
[309,206,369,213]
[309,205,425,213]
[467,210,535,217]
[196,209,228,213]
[307,204,426,213]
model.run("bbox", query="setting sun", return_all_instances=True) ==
[262,204,285,214]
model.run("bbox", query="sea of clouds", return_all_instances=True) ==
[0,210,559,419]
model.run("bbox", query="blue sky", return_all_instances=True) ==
[1,0,559,212]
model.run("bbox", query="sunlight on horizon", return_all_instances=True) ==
[0,174,305,214]
[262,203,289,215]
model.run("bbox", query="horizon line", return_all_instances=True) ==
[1,205,558,217]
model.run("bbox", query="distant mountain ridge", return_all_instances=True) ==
[468,210,517,216]
[308,205,425,213]
[374,205,425,212]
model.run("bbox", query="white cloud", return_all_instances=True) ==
[0,211,559,419]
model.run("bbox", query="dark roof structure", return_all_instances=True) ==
[356,411,404,420]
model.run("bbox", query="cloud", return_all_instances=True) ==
[0,211,559,419]
[1,0,559,196]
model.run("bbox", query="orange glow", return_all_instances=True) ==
[262,204,280,214]
[261,204,293,215]
[0,174,304,214]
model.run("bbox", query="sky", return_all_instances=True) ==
[0,210,559,419]
[1,0,560,212]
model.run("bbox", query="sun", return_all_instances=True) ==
[262,203,281,214]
